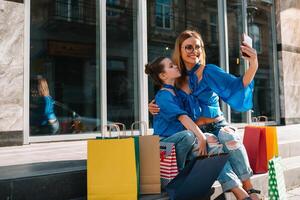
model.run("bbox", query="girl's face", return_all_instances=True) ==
[180,37,203,67]
[160,58,181,80]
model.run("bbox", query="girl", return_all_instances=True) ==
[30,77,60,135]
[145,56,207,171]
[149,30,260,200]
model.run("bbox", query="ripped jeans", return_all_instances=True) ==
[193,119,253,191]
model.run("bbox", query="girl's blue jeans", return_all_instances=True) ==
[160,130,197,171]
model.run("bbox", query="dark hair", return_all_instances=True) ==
[145,56,167,87]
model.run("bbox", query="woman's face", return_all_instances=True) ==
[160,58,181,79]
[180,37,202,67]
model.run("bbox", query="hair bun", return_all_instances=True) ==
[145,63,152,75]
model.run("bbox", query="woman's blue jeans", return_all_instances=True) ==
[197,119,253,191]
[160,130,197,171]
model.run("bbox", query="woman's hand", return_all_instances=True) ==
[197,134,207,156]
[241,42,259,87]
[148,99,160,115]
[241,42,258,68]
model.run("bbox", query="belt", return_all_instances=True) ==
[48,119,58,125]
[196,115,224,126]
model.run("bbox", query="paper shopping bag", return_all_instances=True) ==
[160,142,178,189]
[131,121,161,194]
[166,153,229,200]
[265,126,279,161]
[87,138,138,200]
[95,123,141,196]
[243,126,268,173]
[268,157,287,200]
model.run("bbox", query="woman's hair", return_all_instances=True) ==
[31,77,50,97]
[172,30,206,86]
[145,56,167,87]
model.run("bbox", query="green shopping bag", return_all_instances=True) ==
[268,157,287,200]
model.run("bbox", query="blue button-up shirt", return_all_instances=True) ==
[178,64,254,121]
[153,89,188,137]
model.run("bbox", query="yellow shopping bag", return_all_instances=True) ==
[87,137,138,200]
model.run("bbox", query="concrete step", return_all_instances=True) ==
[211,156,300,200]
[0,160,86,200]
[286,187,300,199]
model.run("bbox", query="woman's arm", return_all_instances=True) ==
[149,99,160,115]
[241,41,259,87]
[178,115,207,155]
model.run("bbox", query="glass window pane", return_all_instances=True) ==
[30,0,100,135]
[227,0,247,123]
[164,6,171,28]
[106,0,139,128]
[147,0,219,127]
[248,1,276,121]
[249,24,262,53]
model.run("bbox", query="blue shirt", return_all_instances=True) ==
[31,96,57,126]
[153,89,188,137]
[178,63,254,120]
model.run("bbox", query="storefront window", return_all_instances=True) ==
[30,0,100,135]
[106,0,139,127]
[248,0,276,121]
[227,0,247,123]
[147,0,219,126]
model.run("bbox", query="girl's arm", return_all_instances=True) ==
[241,41,259,87]
[178,115,207,155]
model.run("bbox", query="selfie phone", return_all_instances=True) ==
[242,33,252,57]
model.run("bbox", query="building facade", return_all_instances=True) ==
[0,0,300,146]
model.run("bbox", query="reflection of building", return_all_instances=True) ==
[1,0,300,146]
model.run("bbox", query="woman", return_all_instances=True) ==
[30,77,60,135]
[149,30,260,200]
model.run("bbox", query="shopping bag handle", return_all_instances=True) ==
[131,121,148,136]
[112,122,126,136]
[103,124,121,139]
[257,116,268,122]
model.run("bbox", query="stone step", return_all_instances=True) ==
[211,156,300,200]
[0,160,86,200]
[236,127,300,159]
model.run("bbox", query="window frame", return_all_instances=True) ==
[155,0,173,30]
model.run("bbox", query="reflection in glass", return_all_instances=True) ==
[106,0,139,127]
[147,0,219,126]
[30,0,100,135]
[248,0,276,121]
[227,0,247,123]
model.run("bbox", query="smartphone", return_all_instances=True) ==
[242,33,252,57]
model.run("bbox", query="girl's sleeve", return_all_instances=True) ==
[203,64,254,112]
[156,91,188,122]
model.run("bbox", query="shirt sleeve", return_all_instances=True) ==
[156,90,188,122]
[202,64,254,112]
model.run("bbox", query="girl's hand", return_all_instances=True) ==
[148,99,160,115]
[241,42,258,68]
[198,135,207,156]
